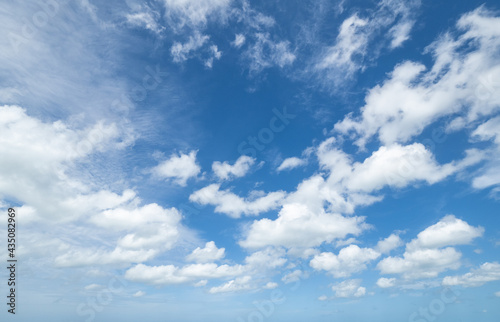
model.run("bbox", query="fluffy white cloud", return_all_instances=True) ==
[310,245,380,278]
[125,262,245,285]
[442,262,500,287]
[277,157,307,172]
[331,279,366,298]
[376,234,403,254]
[0,105,134,222]
[189,184,286,218]
[209,276,253,294]
[263,282,278,289]
[152,150,201,186]
[240,203,368,250]
[186,241,225,263]
[212,155,255,180]
[335,7,500,147]
[406,215,484,251]
[244,247,287,271]
[377,215,483,279]
[376,277,396,288]
[319,140,481,194]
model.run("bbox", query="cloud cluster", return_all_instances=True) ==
[377,215,483,280]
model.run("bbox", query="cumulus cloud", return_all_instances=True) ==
[331,279,366,298]
[209,276,253,294]
[442,262,500,287]
[212,155,255,180]
[335,7,500,147]
[376,234,403,254]
[277,157,307,172]
[310,245,380,278]
[125,262,245,285]
[376,277,396,288]
[186,241,225,263]
[240,203,368,251]
[189,184,286,218]
[152,150,201,186]
[377,215,483,279]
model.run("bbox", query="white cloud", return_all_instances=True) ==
[282,270,304,284]
[318,139,482,193]
[495,291,500,297]
[125,6,164,34]
[277,157,307,172]
[240,203,368,250]
[376,234,403,254]
[125,262,244,285]
[84,284,101,291]
[263,282,278,289]
[212,155,255,180]
[209,276,253,294]
[310,245,380,278]
[244,247,287,271]
[377,215,483,279]
[389,20,414,49]
[442,262,500,287]
[331,279,366,298]
[406,215,484,251]
[0,105,134,222]
[376,277,396,288]
[171,32,210,63]
[189,184,286,218]
[163,0,232,30]
[335,7,500,147]
[205,44,222,68]
[186,241,225,263]
[133,291,146,297]
[317,14,368,75]
[314,0,420,85]
[152,150,201,186]
[243,32,295,74]
[232,33,246,48]
[471,116,500,190]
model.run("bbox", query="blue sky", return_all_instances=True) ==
[1,0,500,321]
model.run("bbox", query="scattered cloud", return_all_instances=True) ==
[189,184,286,218]
[376,277,396,288]
[310,245,380,278]
[186,241,225,263]
[212,155,255,180]
[152,150,201,186]
[442,262,500,287]
[377,215,483,279]
[331,279,366,298]
[277,157,307,172]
